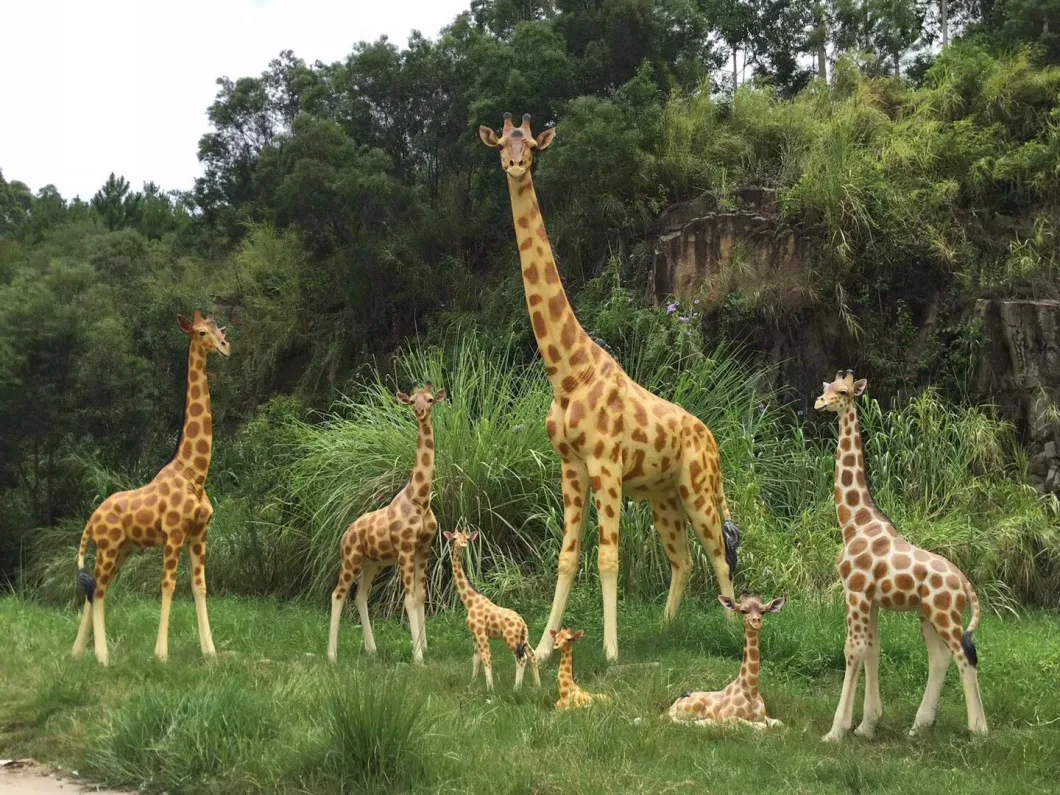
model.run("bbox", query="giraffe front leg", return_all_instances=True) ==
[591,466,624,661]
[155,532,184,662]
[478,640,494,690]
[650,495,691,622]
[188,531,216,657]
[855,601,882,738]
[413,553,428,652]
[823,598,870,742]
[399,556,423,664]
[535,459,589,663]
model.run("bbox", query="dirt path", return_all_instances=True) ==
[0,762,127,795]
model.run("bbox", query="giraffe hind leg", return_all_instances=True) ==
[72,600,92,657]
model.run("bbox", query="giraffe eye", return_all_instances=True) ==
[199,331,206,336]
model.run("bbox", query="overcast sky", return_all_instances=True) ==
[0,0,472,200]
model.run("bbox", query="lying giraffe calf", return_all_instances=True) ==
[444,528,540,690]
[668,594,785,729]
[552,628,611,710]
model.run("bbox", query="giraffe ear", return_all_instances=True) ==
[396,392,411,405]
[571,630,584,642]
[442,531,453,541]
[177,314,194,335]
[822,382,830,391]
[469,531,479,542]
[764,597,786,613]
[718,595,737,611]
[853,379,867,396]
[434,388,446,403]
[534,127,556,151]
[479,126,501,148]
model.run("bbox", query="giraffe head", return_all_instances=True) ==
[549,627,584,651]
[442,527,479,550]
[177,310,230,358]
[719,592,785,632]
[396,383,446,422]
[479,113,555,180]
[814,370,866,413]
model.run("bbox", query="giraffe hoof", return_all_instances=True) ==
[822,730,844,743]
[854,724,875,739]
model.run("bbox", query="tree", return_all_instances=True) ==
[91,173,140,231]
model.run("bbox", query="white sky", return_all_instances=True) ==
[0,0,472,200]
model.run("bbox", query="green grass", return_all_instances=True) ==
[2,594,1059,794]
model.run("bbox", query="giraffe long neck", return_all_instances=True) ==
[451,547,476,609]
[558,646,577,692]
[408,417,436,508]
[738,628,761,698]
[506,174,600,395]
[174,341,212,487]
[835,404,875,540]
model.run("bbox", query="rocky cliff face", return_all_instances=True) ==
[649,191,1060,492]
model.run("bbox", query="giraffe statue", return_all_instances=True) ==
[71,311,229,665]
[443,527,541,690]
[667,593,785,729]
[551,627,611,710]
[328,384,445,664]
[480,113,741,663]
[817,370,988,740]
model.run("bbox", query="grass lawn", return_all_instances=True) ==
[1,592,1058,794]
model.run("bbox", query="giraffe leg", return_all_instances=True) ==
[472,648,481,681]
[650,495,692,622]
[328,554,361,661]
[89,541,129,665]
[514,655,526,690]
[354,561,379,655]
[187,532,215,657]
[479,640,494,690]
[909,616,951,735]
[155,534,183,662]
[590,467,624,661]
[399,556,423,663]
[937,610,988,735]
[855,601,882,738]
[678,467,735,611]
[823,599,870,741]
[535,460,589,663]
[527,645,542,687]
[72,600,92,657]
[413,553,428,652]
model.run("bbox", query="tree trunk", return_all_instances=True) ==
[941,0,948,46]
[733,48,738,91]
[818,45,827,81]
[894,50,900,78]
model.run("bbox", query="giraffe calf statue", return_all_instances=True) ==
[817,370,987,740]
[668,593,785,730]
[328,384,445,664]
[552,628,611,710]
[444,528,541,690]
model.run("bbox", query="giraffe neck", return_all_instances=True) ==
[558,646,576,691]
[506,174,599,395]
[174,341,212,486]
[737,628,761,698]
[451,547,477,608]
[835,403,875,541]
[408,417,436,508]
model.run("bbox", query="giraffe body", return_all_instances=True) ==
[328,385,445,664]
[551,628,610,710]
[668,594,784,730]
[445,529,541,690]
[481,114,740,663]
[817,371,987,740]
[71,311,229,665]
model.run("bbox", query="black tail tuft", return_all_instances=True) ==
[681,691,692,699]
[961,631,978,667]
[78,570,96,604]
[722,520,741,578]
[515,642,527,659]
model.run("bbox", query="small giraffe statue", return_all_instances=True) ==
[667,593,785,729]
[481,113,741,663]
[551,627,611,710]
[328,384,445,664]
[72,311,229,665]
[817,370,987,740]
[443,527,541,690]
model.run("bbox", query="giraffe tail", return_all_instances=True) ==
[713,461,741,579]
[77,523,96,603]
[961,576,981,667]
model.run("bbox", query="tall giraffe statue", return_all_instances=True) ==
[480,113,741,662]
[817,370,987,740]
[72,311,229,665]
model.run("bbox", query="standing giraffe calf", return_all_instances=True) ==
[444,528,541,690]
[817,370,987,740]
[551,628,611,710]
[667,593,785,729]
[72,311,229,665]
[328,385,445,664]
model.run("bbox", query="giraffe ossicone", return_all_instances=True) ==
[72,310,229,665]
[328,383,445,664]
[817,370,987,740]
[445,527,541,691]
[667,593,785,730]
[481,112,741,664]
